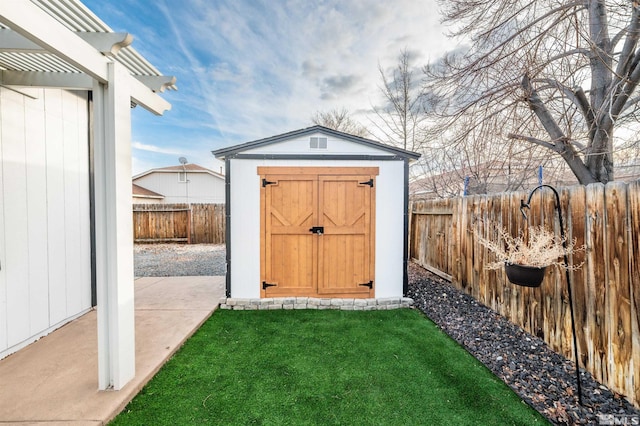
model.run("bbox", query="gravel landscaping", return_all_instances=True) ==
[134,244,640,424]
[408,263,640,425]
[134,243,226,277]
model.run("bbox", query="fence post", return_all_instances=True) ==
[187,208,192,244]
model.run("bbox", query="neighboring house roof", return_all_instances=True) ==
[132,164,225,180]
[212,125,422,160]
[132,183,164,199]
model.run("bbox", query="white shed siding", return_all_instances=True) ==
[228,158,405,298]
[242,132,393,156]
[0,87,91,359]
[134,172,225,204]
[0,112,4,352]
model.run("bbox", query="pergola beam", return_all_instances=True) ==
[0,69,93,89]
[0,70,170,114]
[130,76,172,115]
[76,32,133,57]
[0,28,41,51]
[0,28,133,57]
[0,1,109,83]
[134,75,177,93]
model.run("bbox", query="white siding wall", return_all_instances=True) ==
[0,87,91,359]
[134,172,225,204]
[229,158,405,298]
[132,196,163,205]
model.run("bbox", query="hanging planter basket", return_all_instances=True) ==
[504,262,547,288]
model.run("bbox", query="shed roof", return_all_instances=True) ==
[212,125,421,160]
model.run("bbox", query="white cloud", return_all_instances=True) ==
[86,0,453,171]
[156,1,450,138]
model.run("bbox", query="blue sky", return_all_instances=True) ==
[82,0,454,175]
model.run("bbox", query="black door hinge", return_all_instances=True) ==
[262,178,276,187]
[262,281,277,290]
[359,178,374,187]
[358,280,373,289]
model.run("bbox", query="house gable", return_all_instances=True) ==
[133,164,225,181]
[132,164,225,204]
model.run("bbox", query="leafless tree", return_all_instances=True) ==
[413,104,576,198]
[425,0,640,184]
[311,108,369,137]
[372,49,427,152]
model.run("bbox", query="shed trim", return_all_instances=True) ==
[403,158,410,295]
[227,154,409,161]
[224,158,232,297]
[212,126,421,160]
[257,166,380,175]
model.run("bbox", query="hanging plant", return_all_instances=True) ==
[477,224,583,287]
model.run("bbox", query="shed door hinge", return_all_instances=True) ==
[262,178,277,187]
[262,281,277,290]
[358,280,373,289]
[359,178,374,187]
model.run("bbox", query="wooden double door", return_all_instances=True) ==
[259,167,377,298]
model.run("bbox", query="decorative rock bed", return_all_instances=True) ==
[219,296,414,311]
[407,262,640,425]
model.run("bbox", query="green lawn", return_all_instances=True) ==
[111,309,549,425]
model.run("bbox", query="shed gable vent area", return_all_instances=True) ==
[310,136,327,149]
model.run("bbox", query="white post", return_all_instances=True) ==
[94,62,135,390]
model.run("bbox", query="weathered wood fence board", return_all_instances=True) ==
[410,181,640,406]
[133,203,225,244]
[629,181,640,406]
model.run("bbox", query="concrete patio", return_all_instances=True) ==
[0,276,224,425]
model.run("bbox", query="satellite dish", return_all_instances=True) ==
[178,157,188,165]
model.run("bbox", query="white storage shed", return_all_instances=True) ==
[213,126,420,301]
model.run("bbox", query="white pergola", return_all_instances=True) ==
[0,0,176,390]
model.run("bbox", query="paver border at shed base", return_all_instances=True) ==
[219,297,414,310]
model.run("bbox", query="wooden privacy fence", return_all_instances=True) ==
[133,203,225,244]
[410,181,640,407]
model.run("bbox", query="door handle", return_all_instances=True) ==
[309,226,324,235]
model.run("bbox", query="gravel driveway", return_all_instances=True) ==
[134,243,226,277]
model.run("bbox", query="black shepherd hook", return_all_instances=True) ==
[520,185,583,406]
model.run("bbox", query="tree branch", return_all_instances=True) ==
[521,75,597,184]
[611,54,640,119]
[613,4,640,82]
[531,78,594,126]
[521,75,567,140]
[507,133,557,151]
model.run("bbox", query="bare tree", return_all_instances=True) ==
[311,108,369,137]
[372,49,427,152]
[425,0,640,184]
[414,105,576,198]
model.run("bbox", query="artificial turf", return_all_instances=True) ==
[110,308,549,425]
